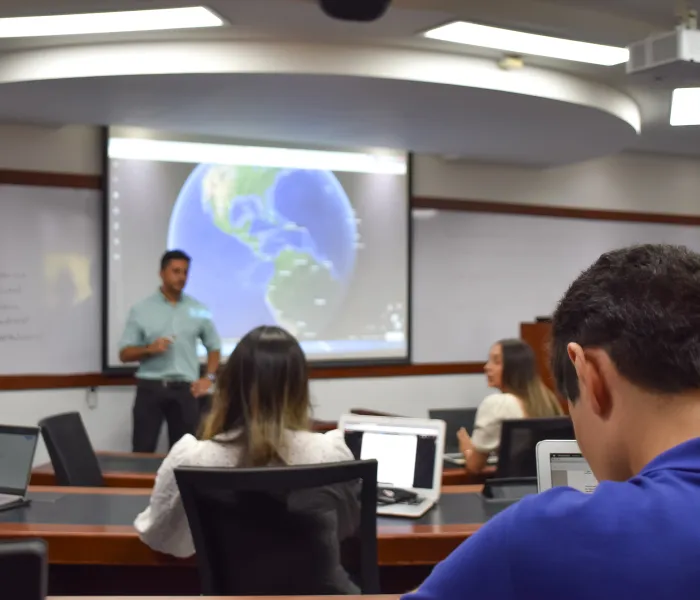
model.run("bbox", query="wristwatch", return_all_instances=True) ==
[206,373,217,383]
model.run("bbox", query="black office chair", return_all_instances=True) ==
[0,539,47,600]
[38,412,104,487]
[175,459,379,596]
[428,408,477,452]
[495,417,575,479]
[350,408,402,417]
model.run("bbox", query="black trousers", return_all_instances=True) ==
[132,380,200,452]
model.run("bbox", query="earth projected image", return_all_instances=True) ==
[167,164,358,342]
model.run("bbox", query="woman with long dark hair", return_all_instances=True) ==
[458,339,562,472]
[134,325,355,559]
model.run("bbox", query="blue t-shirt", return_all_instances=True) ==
[405,438,700,600]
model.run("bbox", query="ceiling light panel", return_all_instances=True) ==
[0,7,223,38]
[670,88,700,126]
[424,21,629,66]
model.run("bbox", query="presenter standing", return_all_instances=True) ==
[119,250,221,452]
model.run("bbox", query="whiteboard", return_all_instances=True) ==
[412,210,700,363]
[4,190,700,374]
[0,185,100,375]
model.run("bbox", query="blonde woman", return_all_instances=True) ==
[134,325,355,559]
[458,339,563,472]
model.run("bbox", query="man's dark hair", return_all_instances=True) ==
[551,244,700,401]
[160,249,191,271]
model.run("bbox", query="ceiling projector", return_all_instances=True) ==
[627,27,700,83]
[319,0,391,21]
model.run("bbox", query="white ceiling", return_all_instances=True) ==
[538,0,688,23]
[0,72,639,165]
[0,0,696,164]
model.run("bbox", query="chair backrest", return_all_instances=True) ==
[495,417,575,479]
[428,408,477,452]
[38,412,104,487]
[175,460,379,596]
[0,539,47,600]
[310,418,337,433]
[350,408,401,417]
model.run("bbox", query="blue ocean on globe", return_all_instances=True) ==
[167,164,357,341]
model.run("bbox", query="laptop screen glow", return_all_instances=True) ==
[344,423,438,490]
[550,452,598,494]
[0,430,38,495]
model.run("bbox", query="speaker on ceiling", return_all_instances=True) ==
[319,0,392,22]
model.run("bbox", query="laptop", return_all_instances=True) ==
[536,440,598,494]
[428,408,476,466]
[339,414,445,518]
[0,425,40,511]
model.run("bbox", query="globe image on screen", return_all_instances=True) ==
[167,164,358,341]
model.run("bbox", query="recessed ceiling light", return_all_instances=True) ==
[670,88,700,126]
[0,6,223,38]
[423,21,629,66]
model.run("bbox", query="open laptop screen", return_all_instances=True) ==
[0,426,39,496]
[344,423,438,490]
[550,453,598,494]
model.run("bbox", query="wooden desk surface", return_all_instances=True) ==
[52,597,398,599]
[0,485,504,568]
[31,451,163,489]
[31,452,492,487]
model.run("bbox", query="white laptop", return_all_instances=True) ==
[536,440,598,494]
[339,414,445,518]
[0,425,40,511]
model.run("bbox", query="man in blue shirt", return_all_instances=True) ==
[407,244,700,599]
[119,250,220,452]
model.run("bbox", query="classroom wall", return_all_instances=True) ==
[2,123,700,460]
[2,124,697,215]
[0,124,493,459]
[414,152,700,215]
[0,124,101,175]
[3,377,492,463]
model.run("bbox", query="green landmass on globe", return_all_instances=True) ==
[203,165,280,246]
[199,165,344,336]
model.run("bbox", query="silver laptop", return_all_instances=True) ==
[536,440,598,494]
[0,425,40,511]
[339,414,445,518]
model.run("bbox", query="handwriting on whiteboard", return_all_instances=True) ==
[0,271,38,344]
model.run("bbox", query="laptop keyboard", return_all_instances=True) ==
[377,486,426,506]
[0,494,20,506]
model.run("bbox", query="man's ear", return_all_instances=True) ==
[567,343,611,418]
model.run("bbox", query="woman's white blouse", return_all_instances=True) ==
[133,428,354,558]
[470,393,525,454]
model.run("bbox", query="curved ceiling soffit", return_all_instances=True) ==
[0,41,641,132]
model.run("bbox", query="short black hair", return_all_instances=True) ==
[160,249,191,271]
[551,244,700,401]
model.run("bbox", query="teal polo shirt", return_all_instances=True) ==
[119,291,221,382]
